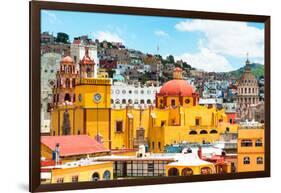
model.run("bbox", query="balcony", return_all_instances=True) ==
[133,137,148,148]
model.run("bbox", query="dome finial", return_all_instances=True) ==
[245,52,251,71]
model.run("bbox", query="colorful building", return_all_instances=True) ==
[165,153,216,176]
[42,159,113,183]
[237,121,264,172]
[50,54,236,152]
[94,145,218,178]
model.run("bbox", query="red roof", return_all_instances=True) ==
[202,155,225,163]
[41,159,58,167]
[159,79,195,97]
[41,135,109,157]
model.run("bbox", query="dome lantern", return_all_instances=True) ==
[173,67,183,79]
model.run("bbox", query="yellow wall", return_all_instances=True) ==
[237,127,264,172]
[51,162,113,183]
[51,102,235,153]
[165,164,215,176]
[50,76,238,154]
[41,143,53,160]
[74,78,111,109]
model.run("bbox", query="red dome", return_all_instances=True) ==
[61,56,74,63]
[159,79,195,97]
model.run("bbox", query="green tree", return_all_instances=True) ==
[166,55,175,64]
[56,32,69,43]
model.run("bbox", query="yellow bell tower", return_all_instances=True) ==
[74,78,111,108]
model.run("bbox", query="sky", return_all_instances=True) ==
[41,10,265,72]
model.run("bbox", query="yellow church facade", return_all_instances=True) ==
[50,60,236,153]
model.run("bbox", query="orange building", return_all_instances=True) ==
[237,121,264,172]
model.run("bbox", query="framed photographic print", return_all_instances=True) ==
[30,1,270,192]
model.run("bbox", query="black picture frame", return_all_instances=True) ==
[30,1,270,192]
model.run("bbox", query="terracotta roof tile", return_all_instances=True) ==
[41,135,109,157]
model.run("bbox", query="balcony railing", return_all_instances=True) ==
[133,137,148,148]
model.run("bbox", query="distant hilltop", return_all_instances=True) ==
[225,63,264,79]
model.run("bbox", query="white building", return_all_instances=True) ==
[199,98,223,106]
[70,43,98,66]
[41,53,61,134]
[110,82,161,108]
[116,63,135,74]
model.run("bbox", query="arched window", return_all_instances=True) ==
[92,172,100,181]
[103,170,111,180]
[122,99,126,104]
[73,94,76,102]
[171,99,176,106]
[134,99,138,104]
[200,130,208,134]
[189,130,197,135]
[65,78,70,88]
[86,66,91,78]
[226,127,230,133]
[210,130,218,134]
[255,139,263,147]
[181,168,193,176]
[168,168,179,176]
[200,167,212,175]
[241,139,253,147]
[128,99,133,104]
[243,157,250,164]
[140,99,145,104]
[64,93,71,102]
[257,157,263,164]
[147,99,151,104]
[115,99,120,104]
[111,99,114,104]
[72,78,76,87]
